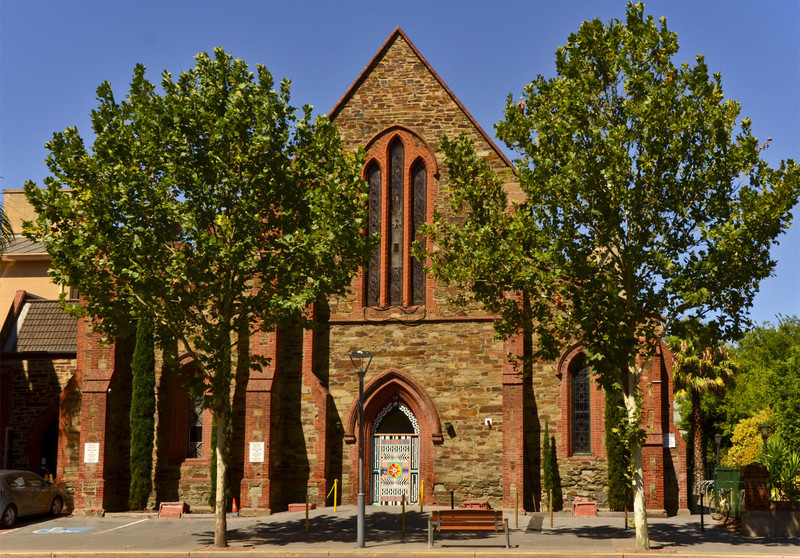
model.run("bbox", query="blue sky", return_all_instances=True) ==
[1,0,798,327]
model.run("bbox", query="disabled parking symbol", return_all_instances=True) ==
[31,526,94,534]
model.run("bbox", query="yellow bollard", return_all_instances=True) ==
[549,489,553,528]
[420,480,424,513]
[401,493,406,535]
[305,494,310,533]
[326,479,339,512]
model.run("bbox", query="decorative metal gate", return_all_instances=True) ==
[371,402,419,505]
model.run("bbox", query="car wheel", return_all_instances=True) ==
[50,496,63,516]
[1,505,16,528]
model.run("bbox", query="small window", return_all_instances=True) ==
[188,397,203,458]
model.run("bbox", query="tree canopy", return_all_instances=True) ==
[25,47,376,547]
[419,3,799,548]
[726,316,800,452]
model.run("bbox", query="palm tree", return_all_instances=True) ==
[667,329,737,494]
[0,202,14,254]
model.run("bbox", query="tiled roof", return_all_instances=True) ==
[3,299,77,353]
[3,235,47,255]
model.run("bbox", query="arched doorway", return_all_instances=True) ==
[370,401,419,505]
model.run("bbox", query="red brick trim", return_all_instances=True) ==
[353,127,439,313]
[556,346,605,460]
[343,367,442,505]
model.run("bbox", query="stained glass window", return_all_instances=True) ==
[411,160,426,305]
[188,397,203,458]
[367,163,382,306]
[572,364,591,454]
[389,141,404,306]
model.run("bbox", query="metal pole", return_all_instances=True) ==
[700,491,704,531]
[357,370,365,548]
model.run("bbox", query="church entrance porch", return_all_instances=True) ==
[371,402,420,505]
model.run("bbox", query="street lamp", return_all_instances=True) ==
[759,424,771,454]
[714,433,722,468]
[349,350,373,548]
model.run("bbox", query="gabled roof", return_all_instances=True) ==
[2,235,48,257]
[329,27,513,169]
[2,296,77,354]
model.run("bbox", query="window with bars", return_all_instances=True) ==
[365,136,427,307]
[572,363,591,455]
[188,397,203,458]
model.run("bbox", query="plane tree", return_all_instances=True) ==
[25,48,375,547]
[417,3,799,548]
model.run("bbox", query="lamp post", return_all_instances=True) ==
[759,424,771,455]
[714,433,722,468]
[349,350,373,548]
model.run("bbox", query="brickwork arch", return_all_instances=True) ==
[556,346,605,460]
[355,126,439,311]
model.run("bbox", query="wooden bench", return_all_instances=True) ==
[428,509,509,548]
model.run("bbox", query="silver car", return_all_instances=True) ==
[0,470,65,528]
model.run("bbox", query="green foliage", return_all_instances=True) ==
[0,203,13,253]
[606,389,633,511]
[722,408,771,467]
[726,317,800,452]
[129,316,156,510]
[666,321,735,486]
[24,48,376,547]
[418,2,799,547]
[761,434,800,502]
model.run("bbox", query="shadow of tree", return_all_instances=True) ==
[194,511,513,548]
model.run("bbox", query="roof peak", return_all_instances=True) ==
[328,28,513,169]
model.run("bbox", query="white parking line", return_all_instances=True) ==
[93,517,150,534]
[0,526,21,535]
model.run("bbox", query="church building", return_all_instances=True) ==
[0,28,687,516]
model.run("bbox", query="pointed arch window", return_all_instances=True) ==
[572,361,591,455]
[364,133,429,308]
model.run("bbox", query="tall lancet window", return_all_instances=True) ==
[389,140,404,306]
[411,160,426,305]
[366,162,382,307]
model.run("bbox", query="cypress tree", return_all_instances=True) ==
[542,420,553,510]
[605,389,633,511]
[129,316,156,510]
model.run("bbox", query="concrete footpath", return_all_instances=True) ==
[0,505,797,558]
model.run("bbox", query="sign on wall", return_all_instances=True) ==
[83,442,100,464]
[249,441,264,463]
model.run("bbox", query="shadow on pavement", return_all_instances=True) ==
[549,519,796,549]
[195,510,516,548]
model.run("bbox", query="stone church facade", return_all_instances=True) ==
[0,29,687,515]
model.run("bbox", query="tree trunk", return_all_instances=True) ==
[214,397,228,548]
[624,365,649,550]
[692,389,705,492]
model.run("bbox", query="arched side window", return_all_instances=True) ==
[361,128,434,309]
[571,360,592,455]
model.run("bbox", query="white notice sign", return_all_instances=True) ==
[249,441,265,463]
[84,442,100,464]
[663,433,676,449]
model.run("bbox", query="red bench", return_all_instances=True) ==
[428,509,509,548]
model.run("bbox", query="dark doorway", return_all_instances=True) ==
[40,420,58,478]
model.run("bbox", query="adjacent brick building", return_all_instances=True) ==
[0,28,688,516]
